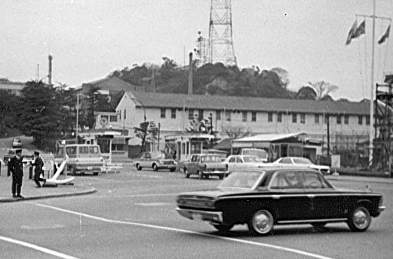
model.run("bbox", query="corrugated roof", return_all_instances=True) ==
[234,132,306,142]
[127,90,370,115]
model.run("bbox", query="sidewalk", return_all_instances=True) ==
[0,166,96,203]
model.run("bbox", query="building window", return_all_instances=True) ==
[242,111,247,122]
[268,112,273,122]
[171,108,176,119]
[225,111,231,121]
[198,109,204,121]
[110,115,117,122]
[251,112,257,122]
[292,113,297,123]
[216,110,221,120]
[300,113,305,124]
[344,115,349,124]
[324,115,329,124]
[123,109,126,120]
[358,115,363,125]
[337,115,341,124]
[188,109,194,120]
[366,116,370,125]
[160,108,166,118]
[277,112,282,123]
[314,114,319,124]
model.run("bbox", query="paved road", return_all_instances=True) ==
[0,167,392,259]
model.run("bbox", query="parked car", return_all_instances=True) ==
[134,151,177,172]
[176,168,385,235]
[223,155,269,173]
[12,137,22,148]
[55,144,104,175]
[272,156,331,175]
[181,153,228,179]
[240,148,268,162]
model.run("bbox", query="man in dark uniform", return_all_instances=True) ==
[8,149,24,198]
[31,151,46,187]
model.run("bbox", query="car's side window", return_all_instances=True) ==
[270,172,290,189]
[236,157,243,163]
[229,157,236,163]
[303,172,326,188]
[279,158,292,164]
[270,171,303,189]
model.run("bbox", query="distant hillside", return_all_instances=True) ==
[110,59,298,99]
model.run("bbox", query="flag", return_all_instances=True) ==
[378,25,391,44]
[353,20,366,38]
[346,20,358,45]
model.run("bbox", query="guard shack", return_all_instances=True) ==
[164,133,218,162]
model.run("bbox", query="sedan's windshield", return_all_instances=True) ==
[219,172,263,189]
[243,156,260,163]
[293,158,313,165]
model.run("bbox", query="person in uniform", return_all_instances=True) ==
[31,151,46,187]
[8,149,24,198]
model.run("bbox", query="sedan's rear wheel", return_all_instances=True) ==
[212,224,233,233]
[347,206,371,232]
[248,209,274,235]
[136,164,142,171]
[152,164,158,171]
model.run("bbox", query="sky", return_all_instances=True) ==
[1,0,393,101]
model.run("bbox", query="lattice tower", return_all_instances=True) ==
[208,0,237,66]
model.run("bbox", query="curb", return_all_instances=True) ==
[0,187,97,203]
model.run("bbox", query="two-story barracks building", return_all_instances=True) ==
[95,89,370,153]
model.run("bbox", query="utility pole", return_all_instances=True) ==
[75,94,80,143]
[48,55,53,86]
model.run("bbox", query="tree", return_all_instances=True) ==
[308,80,338,100]
[295,86,317,100]
[271,67,290,89]
[18,81,64,150]
[134,121,159,152]
[0,90,20,137]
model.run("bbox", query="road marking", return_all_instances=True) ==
[0,235,79,259]
[134,202,172,206]
[21,224,65,230]
[36,203,335,259]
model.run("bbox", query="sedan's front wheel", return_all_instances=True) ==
[248,209,274,235]
[152,164,158,171]
[184,168,190,178]
[347,206,371,232]
[212,224,233,233]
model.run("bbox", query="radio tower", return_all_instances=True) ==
[208,0,237,66]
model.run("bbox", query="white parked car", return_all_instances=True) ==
[223,155,271,173]
[272,157,331,175]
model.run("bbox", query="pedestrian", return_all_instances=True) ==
[31,151,46,188]
[8,149,24,198]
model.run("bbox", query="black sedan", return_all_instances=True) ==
[176,168,385,235]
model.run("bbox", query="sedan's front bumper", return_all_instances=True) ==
[176,208,223,223]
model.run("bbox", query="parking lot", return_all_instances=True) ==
[0,165,392,259]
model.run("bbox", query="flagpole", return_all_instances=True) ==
[369,0,376,167]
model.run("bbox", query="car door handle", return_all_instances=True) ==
[307,194,315,198]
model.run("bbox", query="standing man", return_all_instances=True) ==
[8,149,24,198]
[31,151,46,187]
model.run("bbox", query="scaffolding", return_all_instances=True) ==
[374,74,393,171]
